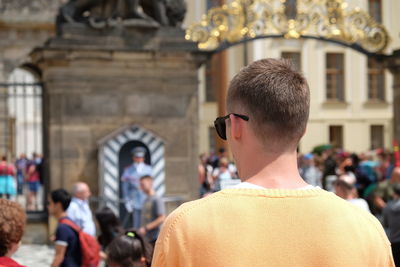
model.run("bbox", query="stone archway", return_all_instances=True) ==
[98,125,165,215]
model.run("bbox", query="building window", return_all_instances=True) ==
[282,52,301,71]
[329,125,343,149]
[368,58,385,101]
[370,125,384,149]
[369,0,382,23]
[326,53,345,101]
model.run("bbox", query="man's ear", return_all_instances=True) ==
[229,114,242,140]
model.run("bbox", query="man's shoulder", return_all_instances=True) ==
[165,189,383,230]
[67,199,80,210]
[329,195,389,244]
[56,221,78,239]
[161,193,220,226]
[57,222,73,232]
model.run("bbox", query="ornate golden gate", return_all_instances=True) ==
[186,0,389,56]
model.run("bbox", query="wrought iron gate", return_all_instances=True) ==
[0,67,45,212]
[0,80,43,159]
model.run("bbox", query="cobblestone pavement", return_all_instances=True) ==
[12,245,106,267]
[12,244,54,266]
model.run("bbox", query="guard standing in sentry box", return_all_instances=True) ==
[121,147,152,229]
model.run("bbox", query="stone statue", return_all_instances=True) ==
[56,0,186,30]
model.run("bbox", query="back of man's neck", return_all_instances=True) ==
[240,152,307,189]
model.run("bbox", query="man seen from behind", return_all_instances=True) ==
[152,59,394,266]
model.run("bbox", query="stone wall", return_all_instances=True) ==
[32,26,206,203]
[0,0,61,24]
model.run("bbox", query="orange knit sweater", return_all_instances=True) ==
[152,188,394,267]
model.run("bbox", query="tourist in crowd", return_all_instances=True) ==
[210,147,226,169]
[15,153,28,196]
[95,206,124,259]
[383,183,400,266]
[153,59,394,266]
[67,182,96,236]
[121,147,152,229]
[322,148,337,191]
[106,230,152,267]
[377,150,393,181]
[334,175,370,212]
[198,153,212,197]
[359,153,380,184]
[373,167,400,213]
[0,199,26,267]
[138,175,166,246]
[212,157,234,191]
[26,162,40,210]
[0,156,16,200]
[299,153,322,187]
[48,189,82,267]
[32,153,44,185]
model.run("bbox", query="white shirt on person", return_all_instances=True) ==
[66,197,96,236]
[348,198,371,213]
[233,182,317,190]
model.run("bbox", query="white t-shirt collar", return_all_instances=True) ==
[232,182,317,190]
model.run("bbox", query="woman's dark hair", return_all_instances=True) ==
[50,189,71,211]
[95,206,124,249]
[106,229,152,267]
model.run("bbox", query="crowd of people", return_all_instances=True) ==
[198,148,239,197]
[0,178,164,267]
[2,58,400,266]
[298,147,400,215]
[0,153,43,211]
[199,146,400,216]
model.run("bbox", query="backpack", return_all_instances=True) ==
[59,218,100,267]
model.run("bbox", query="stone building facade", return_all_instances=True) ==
[1,0,207,240]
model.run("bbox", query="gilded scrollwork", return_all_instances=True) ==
[186,0,389,54]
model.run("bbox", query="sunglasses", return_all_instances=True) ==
[214,113,249,140]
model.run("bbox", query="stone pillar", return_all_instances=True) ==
[387,50,400,143]
[31,25,206,203]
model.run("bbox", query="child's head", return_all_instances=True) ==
[106,230,152,267]
[0,199,26,257]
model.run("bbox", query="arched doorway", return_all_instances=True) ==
[0,66,45,211]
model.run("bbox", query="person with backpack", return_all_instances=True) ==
[48,189,82,267]
[49,189,100,267]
